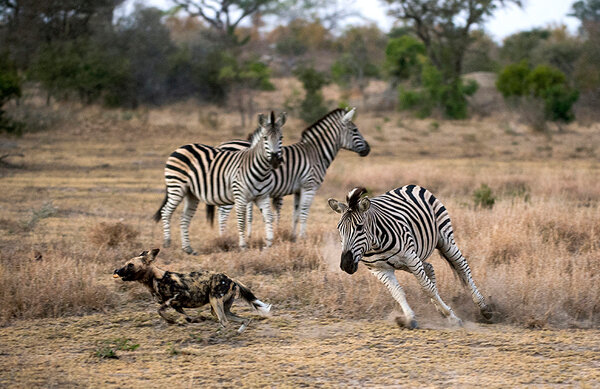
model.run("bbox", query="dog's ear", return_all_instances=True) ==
[139,250,149,257]
[141,249,159,264]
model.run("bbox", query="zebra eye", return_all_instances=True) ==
[356,224,363,232]
[127,263,134,268]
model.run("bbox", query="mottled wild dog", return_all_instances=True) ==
[113,249,271,332]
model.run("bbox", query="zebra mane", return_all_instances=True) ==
[346,187,368,210]
[300,108,346,140]
[247,127,263,146]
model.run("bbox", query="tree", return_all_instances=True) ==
[219,55,275,127]
[384,0,520,118]
[0,52,21,133]
[0,0,123,68]
[294,66,329,123]
[569,0,600,105]
[384,34,425,84]
[171,0,279,46]
[330,25,386,94]
[499,28,550,64]
[463,30,499,73]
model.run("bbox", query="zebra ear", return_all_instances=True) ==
[328,198,348,214]
[342,107,356,123]
[258,113,267,128]
[276,112,287,127]
[358,197,370,213]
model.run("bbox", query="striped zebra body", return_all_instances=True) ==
[328,185,492,328]
[154,112,285,252]
[217,108,370,239]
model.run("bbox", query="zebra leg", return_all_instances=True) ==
[234,201,248,249]
[369,269,418,329]
[437,237,492,320]
[272,197,283,228]
[405,253,462,326]
[291,192,300,239]
[246,202,253,239]
[218,205,233,236]
[180,194,199,255]
[161,189,185,248]
[297,188,316,239]
[255,196,274,248]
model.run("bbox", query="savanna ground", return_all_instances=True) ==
[1,82,599,387]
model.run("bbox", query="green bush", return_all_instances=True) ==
[397,64,478,119]
[473,184,496,209]
[385,35,426,82]
[497,62,579,123]
[294,66,330,123]
[0,53,22,133]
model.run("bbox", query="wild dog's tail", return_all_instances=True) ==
[235,280,271,315]
[206,204,215,227]
[153,192,168,222]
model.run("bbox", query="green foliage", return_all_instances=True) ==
[500,29,551,63]
[0,53,22,133]
[219,56,274,92]
[94,338,140,359]
[463,30,500,73]
[398,63,478,119]
[29,39,132,106]
[384,35,426,82]
[497,62,579,122]
[330,25,386,89]
[294,66,330,123]
[473,184,496,209]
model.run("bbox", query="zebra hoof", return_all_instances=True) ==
[183,247,198,256]
[395,316,418,329]
[449,316,463,327]
[163,240,171,248]
[481,306,494,321]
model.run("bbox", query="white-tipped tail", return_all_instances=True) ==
[252,299,272,315]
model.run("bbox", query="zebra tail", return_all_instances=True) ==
[235,280,271,316]
[206,205,215,227]
[152,193,167,222]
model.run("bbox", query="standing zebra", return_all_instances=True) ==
[328,186,492,328]
[153,111,286,253]
[216,108,370,240]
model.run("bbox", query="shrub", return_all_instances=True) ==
[473,183,496,209]
[0,53,22,133]
[294,66,330,124]
[88,222,139,248]
[497,62,579,124]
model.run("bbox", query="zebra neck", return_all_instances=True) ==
[246,143,272,173]
[300,124,342,169]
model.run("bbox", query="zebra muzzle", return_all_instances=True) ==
[340,251,358,274]
[270,153,283,168]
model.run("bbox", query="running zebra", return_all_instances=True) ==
[328,186,492,328]
[153,111,286,253]
[216,108,370,240]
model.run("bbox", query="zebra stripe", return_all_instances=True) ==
[328,185,492,328]
[153,112,285,253]
[217,108,370,239]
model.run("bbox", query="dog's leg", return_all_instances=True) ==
[157,294,180,324]
[223,298,251,333]
[209,295,228,327]
[173,306,207,323]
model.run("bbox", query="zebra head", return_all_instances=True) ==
[257,111,286,169]
[339,108,370,157]
[328,187,371,275]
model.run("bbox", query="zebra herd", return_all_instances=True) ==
[153,108,492,327]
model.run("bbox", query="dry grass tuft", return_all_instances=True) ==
[0,249,117,324]
[88,222,139,248]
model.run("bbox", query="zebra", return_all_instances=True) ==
[328,186,492,328]
[215,108,370,240]
[153,111,286,253]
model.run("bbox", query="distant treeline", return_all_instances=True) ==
[0,0,599,128]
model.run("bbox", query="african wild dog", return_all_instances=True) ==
[113,249,271,332]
